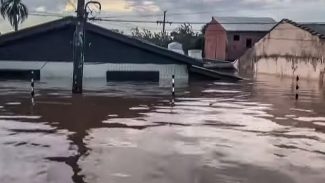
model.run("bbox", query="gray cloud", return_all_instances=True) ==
[124,0,325,20]
[15,0,325,20]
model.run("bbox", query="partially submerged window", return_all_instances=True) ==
[107,71,159,82]
[246,39,252,48]
[0,70,40,81]
[234,35,240,41]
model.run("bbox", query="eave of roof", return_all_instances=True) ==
[0,16,75,45]
[211,16,276,32]
[85,23,202,66]
[275,19,325,39]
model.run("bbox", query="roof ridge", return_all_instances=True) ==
[281,18,325,39]
[85,22,201,66]
[213,16,274,18]
[0,16,76,45]
[211,16,276,32]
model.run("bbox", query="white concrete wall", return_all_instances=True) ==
[0,61,189,87]
[255,57,325,81]
[240,22,325,83]
[254,23,325,57]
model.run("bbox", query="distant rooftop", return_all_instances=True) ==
[212,17,276,32]
[278,19,325,39]
[302,23,325,36]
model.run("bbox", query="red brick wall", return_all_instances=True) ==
[226,32,267,61]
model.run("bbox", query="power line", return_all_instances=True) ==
[96,13,163,19]
[29,11,73,17]
[29,13,67,17]
[95,10,222,19]
[27,11,325,25]
[95,5,263,19]
[26,12,325,34]
[90,17,279,25]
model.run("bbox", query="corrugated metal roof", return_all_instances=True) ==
[302,23,325,36]
[212,17,276,32]
[277,19,325,39]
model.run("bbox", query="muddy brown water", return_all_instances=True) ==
[0,75,325,183]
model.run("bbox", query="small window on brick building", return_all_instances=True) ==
[234,35,240,41]
[246,39,252,48]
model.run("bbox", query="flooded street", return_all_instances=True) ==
[0,75,325,183]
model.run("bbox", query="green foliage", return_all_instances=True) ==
[111,29,124,34]
[131,27,172,47]
[130,23,205,54]
[171,23,201,54]
[0,0,28,31]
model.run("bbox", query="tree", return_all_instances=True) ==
[170,23,201,54]
[111,29,124,34]
[129,24,205,54]
[131,27,171,47]
[0,0,28,31]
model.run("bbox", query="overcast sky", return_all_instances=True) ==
[0,0,324,33]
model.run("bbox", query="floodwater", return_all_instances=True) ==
[0,75,325,183]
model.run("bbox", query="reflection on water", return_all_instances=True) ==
[0,75,325,183]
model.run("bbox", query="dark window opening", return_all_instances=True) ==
[246,39,252,48]
[234,35,240,41]
[0,70,40,81]
[107,71,159,82]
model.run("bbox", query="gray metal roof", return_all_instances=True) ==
[212,17,276,32]
[302,23,325,36]
[277,19,325,39]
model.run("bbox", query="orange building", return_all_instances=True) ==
[204,17,275,61]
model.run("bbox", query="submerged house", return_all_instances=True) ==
[0,17,238,88]
[239,19,325,84]
[204,17,276,61]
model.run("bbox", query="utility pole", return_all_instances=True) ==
[72,0,86,94]
[157,10,172,44]
[162,10,167,35]
[76,0,85,17]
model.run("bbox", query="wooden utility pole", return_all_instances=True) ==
[162,10,167,35]
[72,0,86,94]
[76,0,85,17]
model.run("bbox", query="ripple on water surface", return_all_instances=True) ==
[0,76,325,183]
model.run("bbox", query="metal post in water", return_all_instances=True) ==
[72,0,86,94]
[31,71,35,105]
[171,74,175,105]
[72,0,101,94]
[296,75,300,100]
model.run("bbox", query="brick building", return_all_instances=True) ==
[204,17,275,61]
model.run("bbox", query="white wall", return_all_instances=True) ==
[0,61,189,87]
[240,22,325,83]
[255,57,325,81]
[254,23,325,57]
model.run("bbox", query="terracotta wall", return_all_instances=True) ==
[204,21,227,60]
[204,21,268,61]
[226,32,267,61]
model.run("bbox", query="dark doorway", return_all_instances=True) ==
[234,35,240,41]
[246,39,252,48]
[107,71,159,82]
